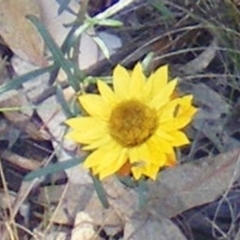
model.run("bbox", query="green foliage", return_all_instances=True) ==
[24,157,85,181]
[0,65,54,95]
[27,15,81,91]
[91,175,109,208]
[56,84,74,118]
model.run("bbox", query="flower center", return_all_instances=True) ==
[109,100,158,147]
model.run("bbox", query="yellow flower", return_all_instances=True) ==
[66,63,197,180]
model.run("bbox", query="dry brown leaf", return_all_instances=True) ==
[99,148,240,223]
[0,0,45,66]
[38,183,94,225]
[0,89,48,140]
[0,58,8,84]
[124,215,187,240]
[175,37,218,75]
[147,148,240,218]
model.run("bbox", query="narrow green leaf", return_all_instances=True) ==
[98,19,123,27]
[24,157,85,181]
[117,175,138,188]
[66,22,92,51]
[92,35,110,59]
[137,179,148,209]
[56,84,74,118]
[27,15,80,91]
[91,175,109,208]
[141,52,155,76]
[147,0,174,20]
[0,65,54,95]
[0,106,37,112]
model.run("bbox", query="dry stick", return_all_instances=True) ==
[0,149,57,240]
[43,182,69,235]
[211,152,240,239]
[1,150,42,171]
[0,160,19,240]
[14,222,39,240]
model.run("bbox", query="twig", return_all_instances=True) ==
[0,160,19,240]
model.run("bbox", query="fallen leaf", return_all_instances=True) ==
[176,37,218,75]
[0,89,47,140]
[147,148,240,218]
[0,0,45,66]
[192,83,237,152]
[124,215,187,240]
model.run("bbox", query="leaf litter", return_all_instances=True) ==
[0,0,240,240]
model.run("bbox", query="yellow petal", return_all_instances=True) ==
[131,166,143,180]
[129,62,146,99]
[149,79,178,109]
[113,64,130,99]
[169,131,190,146]
[151,133,174,154]
[177,95,194,115]
[158,98,180,123]
[129,144,150,179]
[160,117,193,131]
[97,80,117,106]
[96,143,125,169]
[179,105,197,119]
[82,135,112,150]
[84,141,122,169]
[165,150,177,167]
[146,65,168,100]
[79,94,111,120]
[129,144,150,164]
[146,137,167,166]
[83,147,107,168]
[66,122,106,144]
[98,148,128,179]
[142,164,160,180]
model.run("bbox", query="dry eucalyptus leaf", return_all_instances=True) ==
[0,89,47,140]
[0,90,33,121]
[176,37,217,75]
[38,183,94,225]
[0,0,45,66]
[103,177,139,220]
[192,83,233,151]
[0,58,8,84]
[84,194,123,236]
[98,149,240,224]
[147,148,240,218]
[124,215,187,240]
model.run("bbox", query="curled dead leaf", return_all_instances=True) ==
[0,0,45,66]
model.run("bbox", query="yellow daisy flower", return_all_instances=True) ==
[66,63,197,180]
